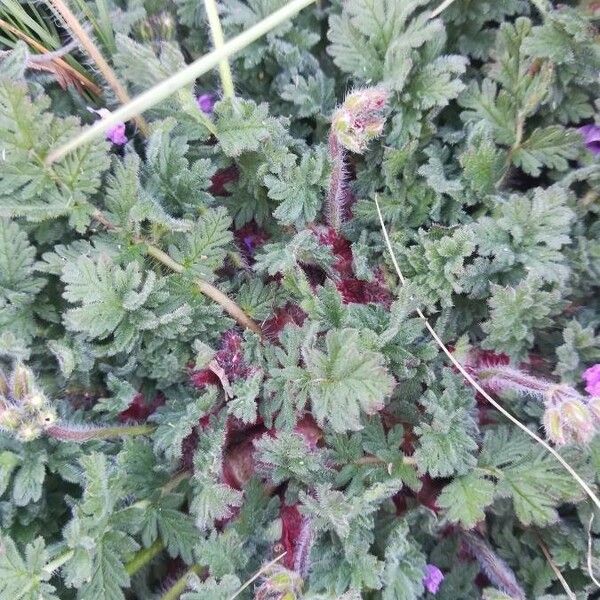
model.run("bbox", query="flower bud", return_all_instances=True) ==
[12,364,33,400]
[0,367,9,397]
[24,392,46,411]
[254,565,302,600]
[0,407,21,431]
[16,423,41,442]
[562,399,596,444]
[544,383,580,407]
[331,88,388,154]
[586,396,600,423]
[543,406,565,446]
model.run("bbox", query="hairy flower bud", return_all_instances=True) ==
[12,363,33,400]
[17,423,41,442]
[255,565,303,600]
[0,407,20,431]
[587,396,600,423]
[542,406,565,446]
[543,397,596,446]
[331,88,388,154]
[0,367,9,397]
[24,392,46,410]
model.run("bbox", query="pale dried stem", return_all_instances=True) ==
[228,552,287,600]
[537,537,576,599]
[203,0,235,97]
[92,211,262,336]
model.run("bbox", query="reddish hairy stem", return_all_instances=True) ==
[326,132,347,231]
[46,422,155,442]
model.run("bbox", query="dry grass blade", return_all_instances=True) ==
[45,0,317,164]
[374,195,600,514]
[0,17,101,95]
[430,0,459,18]
[204,0,235,97]
[228,552,287,600]
[588,514,600,588]
[537,537,576,599]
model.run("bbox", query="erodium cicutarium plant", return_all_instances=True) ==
[0,1,600,599]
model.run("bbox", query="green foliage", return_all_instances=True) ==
[0,536,57,600]
[1,1,599,598]
[394,228,475,308]
[437,473,495,528]
[381,521,426,600]
[302,328,394,432]
[470,185,575,287]
[265,146,329,227]
[214,98,273,157]
[0,82,109,228]
[414,371,478,477]
[481,276,563,360]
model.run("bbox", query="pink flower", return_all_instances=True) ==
[87,107,128,145]
[579,124,600,155]
[423,564,444,594]
[197,93,217,114]
[583,364,600,396]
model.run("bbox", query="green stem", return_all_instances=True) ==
[203,0,234,98]
[159,564,204,600]
[46,422,155,442]
[43,549,74,575]
[45,0,317,163]
[125,539,166,576]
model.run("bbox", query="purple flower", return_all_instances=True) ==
[579,124,600,155]
[583,364,600,396]
[87,107,128,146]
[197,93,217,115]
[423,564,444,594]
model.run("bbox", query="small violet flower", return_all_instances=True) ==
[579,124,600,155]
[423,564,444,594]
[87,107,128,146]
[197,93,217,115]
[583,364,600,396]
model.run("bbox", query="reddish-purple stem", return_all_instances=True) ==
[46,422,154,442]
[326,132,347,231]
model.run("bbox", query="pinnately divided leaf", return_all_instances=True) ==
[303,328,395,432]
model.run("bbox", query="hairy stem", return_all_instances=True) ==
[326,132,347,231]
[159,564,205,600]
[42,549,75,575]
[46,0,149,135]
[45,0,317,163]
[126,539,166,576]
[462,532,525,599]
[45,422,155,442]
[203,0,234,98]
